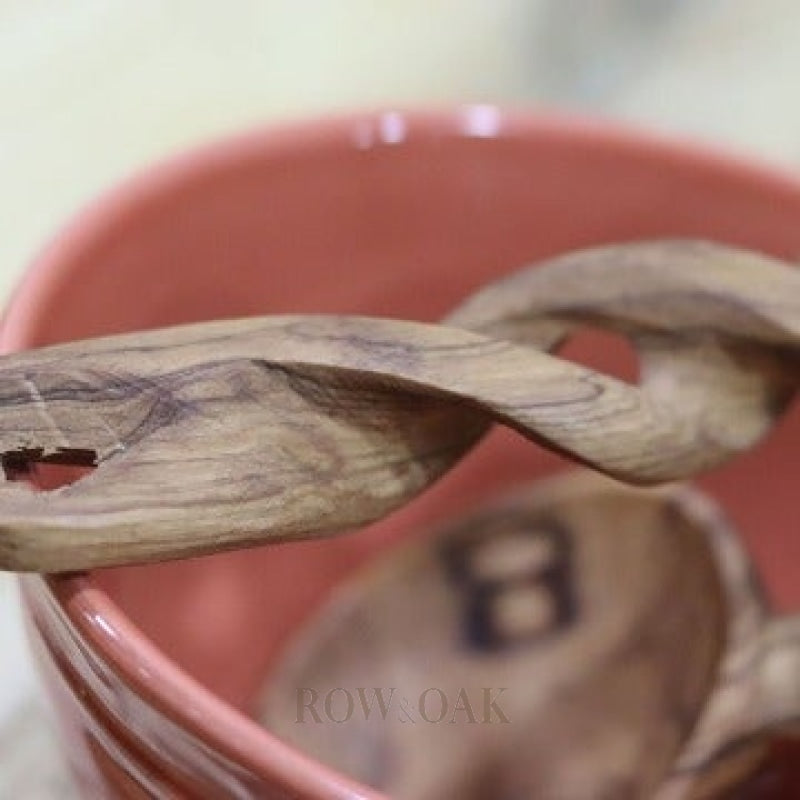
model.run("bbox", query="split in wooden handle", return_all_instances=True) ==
[0,240,797,572]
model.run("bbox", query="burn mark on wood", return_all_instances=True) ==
[439,512,577,653]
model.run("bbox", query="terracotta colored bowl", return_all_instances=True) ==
[3,109,800,798]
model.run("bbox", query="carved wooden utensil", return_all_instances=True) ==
[262,471,800,800]
[0,240,797,572]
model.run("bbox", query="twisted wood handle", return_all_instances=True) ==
[0,240,797,571]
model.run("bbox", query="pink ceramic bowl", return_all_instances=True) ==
[4,109,800,798]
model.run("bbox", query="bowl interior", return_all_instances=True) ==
[10,111,800,725]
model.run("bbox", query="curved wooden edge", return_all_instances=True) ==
[0,240,796,572]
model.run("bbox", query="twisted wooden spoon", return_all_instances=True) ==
[0,240,797,571]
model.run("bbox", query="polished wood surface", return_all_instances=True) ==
[264,472,800,800]
[0,240,797,572]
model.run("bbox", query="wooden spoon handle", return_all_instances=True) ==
[659,616,800,799]
[0,240,797,572]
[760,617,800,726]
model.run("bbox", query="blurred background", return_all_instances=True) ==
[1,1,799,795]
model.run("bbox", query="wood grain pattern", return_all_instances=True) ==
[262,471,800,800]
[0,239,797,571]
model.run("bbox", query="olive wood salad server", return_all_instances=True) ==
[0,240,797,573]
[0,239,798,799]
[263,471,800,800]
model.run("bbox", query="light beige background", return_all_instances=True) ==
[1,1,799,795]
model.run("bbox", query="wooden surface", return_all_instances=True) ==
[0,240,797,572]
[263,471,800,800]
[1,236,798,797]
